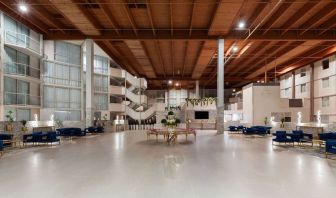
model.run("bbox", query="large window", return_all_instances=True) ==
[94,55,109,74]
[322,59,329,70]
[322,77,329,88]
[4,77,31,105]
[43,86,81,109]
[168,89,188,106]
[54,41,81,65]
[54,111,81,121]
[94,94,108,110]
[300,68,306,77]
[300,84,306,93]
[43,61,81,87]
[94,74,109,92]
[4,15,29,46]
[322,97,329,107]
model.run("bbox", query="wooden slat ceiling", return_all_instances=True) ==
[2,0,336,89]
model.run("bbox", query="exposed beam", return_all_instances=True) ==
[30,4,66,34]
[246,40,323,79]
[280,1,318,35]
[49,0,100,35]
[261,1,292,35]
[97,0,120,35]
[122,0,138,36]
[45,29,336,41]
[299,2,336,35]
[145,0,156,35]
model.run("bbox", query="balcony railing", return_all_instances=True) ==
[4,92,40,106]
[42,76,81,87]
[5,31,41,55]
[4,62,40,79]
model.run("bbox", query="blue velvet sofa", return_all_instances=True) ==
[291,130,313,146]
[326,140,336,158]
[85,126,104,133]
[318,132,336,141]
[23,132,60,146]
[228,126,239,132]
[0,140,3,154]
[243,126,271,135]
[56,128,86,137]
[272,131,294,145]
[0,133,14,147]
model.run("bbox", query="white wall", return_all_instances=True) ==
[242,85,253,124]
[242,84,310,127]
[294,65,311,99]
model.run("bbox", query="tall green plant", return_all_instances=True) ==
[5,110,14,123]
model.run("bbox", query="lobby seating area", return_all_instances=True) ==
[242,126,271,136]
[23,132,60,146]
[56,128,87,137]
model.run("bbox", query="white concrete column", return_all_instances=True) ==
[216,39,225,134]
[85,39,94,127]
[195,80,199,98]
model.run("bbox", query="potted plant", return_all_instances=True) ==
[5,110,14,132]
[21,120,28,132]
[55,119,63,129]
[161,119,167,126]
[175,118,181,126]
[280,117,285,128]
[264,117,268,126]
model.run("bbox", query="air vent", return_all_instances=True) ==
[128,3,147,9]
[82,0,100,9]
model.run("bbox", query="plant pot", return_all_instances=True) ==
[22,126,28,132]
[6,124,13,132]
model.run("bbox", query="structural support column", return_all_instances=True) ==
[85,39,94,127]
[195,80,199,98]
[310,63,314,122]
[216,39,225,134]
[292,71,295,99]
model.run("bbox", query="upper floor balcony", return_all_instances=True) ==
[4,30,42,57]
[4,62,40,80]
[4,92,40,107]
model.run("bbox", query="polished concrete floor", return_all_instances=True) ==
[0,130,336,198]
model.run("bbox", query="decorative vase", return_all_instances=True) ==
[6,124,13,132]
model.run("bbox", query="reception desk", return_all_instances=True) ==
[188,121,216,130]
[297,125,324,138]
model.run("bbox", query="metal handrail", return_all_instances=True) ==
[4,62,40,79]
[5,30,40,54]
[4,92,40,106]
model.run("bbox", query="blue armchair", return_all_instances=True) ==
[272,131,294,145]
[0,134,14,147]
[23,132,43,145]
[318,132,336,141]
[41,132,60,145]
[292,130,313,146]
[326,140,336,158]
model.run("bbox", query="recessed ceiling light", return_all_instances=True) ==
[238,21,245,29]
[18,4,28,13]
[175,82,179,86]
[232,46,238,52]
[168,80,172,84]
[233,89,236,92]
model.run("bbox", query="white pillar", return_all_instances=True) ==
[85,39,94,127]
[195,80,199,98]
[216,39,225,134]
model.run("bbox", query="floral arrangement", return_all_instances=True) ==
[185,97,216,107]
[161,111,180,127]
